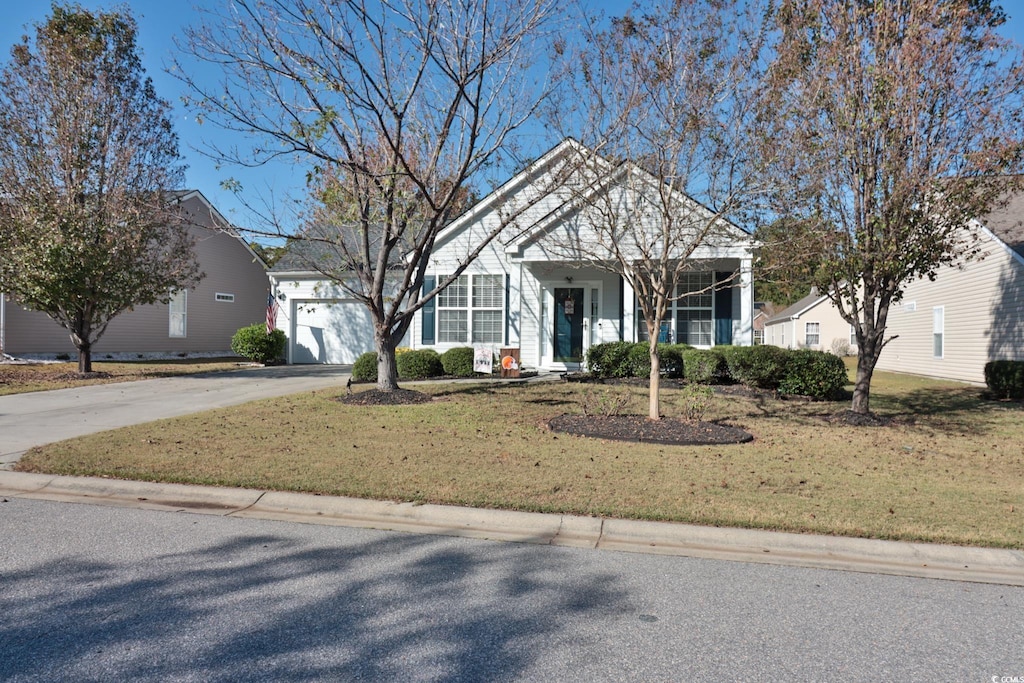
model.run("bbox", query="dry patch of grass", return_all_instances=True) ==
[17,373,1024,548]
[0,358,246,396]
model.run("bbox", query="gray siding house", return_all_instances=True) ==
[1,191,269,358]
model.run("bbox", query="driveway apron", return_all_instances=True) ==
[0,365,350,467]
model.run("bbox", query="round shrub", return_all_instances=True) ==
[984,360,1024,400]
[231,324,287,363]
[682,348,730,384]
[352,351,378,382]
[726,345,788,389]
[586,341,633,377]
[778,349,849,399]
[626,342,652,377]
[658,343,687,378]
[397,349,443,380]
[441,347,477,377]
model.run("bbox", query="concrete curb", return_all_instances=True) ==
[2,471,1022,586]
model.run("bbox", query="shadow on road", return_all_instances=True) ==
[0,528,631,680]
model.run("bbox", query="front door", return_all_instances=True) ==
[553,287,585,363]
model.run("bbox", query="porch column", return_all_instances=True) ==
[737,257,753,346]
[621,276,635,342]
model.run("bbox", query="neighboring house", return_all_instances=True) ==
[752,301,776,345]
[872,193,1024,384]
[763,287,857,355]
[0,190,269,358]
[763,191,1024,383]
[270,139,755,369]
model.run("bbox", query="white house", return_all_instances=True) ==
[269,139,756,369]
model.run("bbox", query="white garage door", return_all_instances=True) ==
[291,300,375,364]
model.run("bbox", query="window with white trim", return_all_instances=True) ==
[637,272,713,345]
[436,274,503,344]
[169,289,187,338]
[805,321,820,347]
[215,292,235,302]
[933,306,944,358]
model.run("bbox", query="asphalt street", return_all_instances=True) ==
[2,496,1021,682]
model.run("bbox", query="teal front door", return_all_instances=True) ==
[553,287,585,362]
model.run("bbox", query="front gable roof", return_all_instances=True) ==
[433,138,753,260]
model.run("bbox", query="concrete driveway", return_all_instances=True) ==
[0,365,350,467]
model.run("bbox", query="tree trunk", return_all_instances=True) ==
[77,342,92,374]
[375,330,399,391]
[648,338,661,420]
[851,342,878,415]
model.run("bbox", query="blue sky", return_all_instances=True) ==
[2,1,1023,239]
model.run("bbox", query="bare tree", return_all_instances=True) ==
[176,0,563,391]
[0,5,199,373]
[763,0,1024,415]
[546,0,771,419]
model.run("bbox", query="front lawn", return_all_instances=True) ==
[16,367,1023,548]
[0,358,247,396]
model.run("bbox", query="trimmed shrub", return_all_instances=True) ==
[231,324,286,363]
[778,349,849,399]
[352,351,378,382]
[586,341,633,378]
[726,345,788,389]
[683,348,730,384]
[441,347,477,377]
[658,344,684,379]
[984,360,1024,400]
[626,342,653,378]
[397,349,443,380]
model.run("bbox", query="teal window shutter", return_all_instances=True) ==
[714,272,734,345]
[422,276,436,345]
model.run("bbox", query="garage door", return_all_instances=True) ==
[291,300,375,364]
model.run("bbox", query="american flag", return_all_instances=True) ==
[266,292,279,334]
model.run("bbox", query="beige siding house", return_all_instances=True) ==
[1,191,269,358]
[873,196,1024,384]
[763,288,857,355]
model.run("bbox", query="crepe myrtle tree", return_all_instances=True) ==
[544,0,773,419]
[762,0,1024,415]
[176,0,565,391]
[0,5,200,373]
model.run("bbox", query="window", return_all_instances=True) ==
[753,328,763,345]
[215,292,235,303]
[933,306,944,358]
[436,274,503,344]
[805,322,820,347]
[169,289,187,338]
[637,272,713,346]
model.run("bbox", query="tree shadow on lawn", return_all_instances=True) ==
[869,386,1019,433]
[0,527,632,682]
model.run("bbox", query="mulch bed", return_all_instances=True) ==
[548,414,753,445]
[338,388,433,406]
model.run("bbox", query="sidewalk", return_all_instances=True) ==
[2,470,1022,587]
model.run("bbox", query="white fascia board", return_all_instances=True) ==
[432,138,585,248]
[970,218,1024,268]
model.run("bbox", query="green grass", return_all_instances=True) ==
[16,367,1024,549]
[0,358,247,395]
